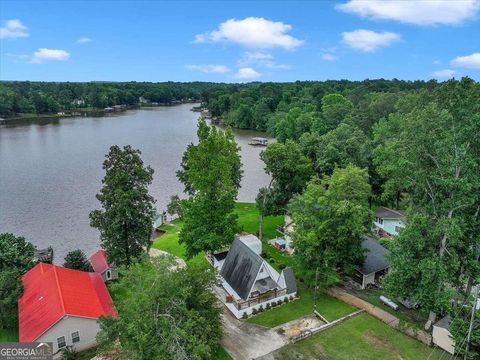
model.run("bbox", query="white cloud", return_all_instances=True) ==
[234,67,261,79]
[342,29,400,52]
[432,69,456,78]
[186,64,230,73]
[321,53,337,61]
[0,19,29,39]
[450,52,480,69]
[336,0,480,26]
[238,51,290,69]
[31,48,70,64]
[77,37,92,43]
[194,17,304,50]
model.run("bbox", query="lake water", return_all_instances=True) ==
[0,104,271,262]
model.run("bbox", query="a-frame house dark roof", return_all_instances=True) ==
[220,238,263,300]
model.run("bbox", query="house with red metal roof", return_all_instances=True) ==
[89,249,118,282]
[18,263,117,357]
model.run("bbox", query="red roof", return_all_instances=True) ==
[89,250,110,274]
[18,263,117,342]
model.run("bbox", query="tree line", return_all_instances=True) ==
[0,81,220,116]
[204,77,480,358]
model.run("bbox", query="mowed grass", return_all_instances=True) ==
[273,313,446,360]
[0,327,18,342]
[246,282,356,327]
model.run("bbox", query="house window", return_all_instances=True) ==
[106,270,111,280]
[377,218,383,225]
[72,331,80,343]
[57,336,66,349]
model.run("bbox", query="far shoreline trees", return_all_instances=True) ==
[90,145,156,267]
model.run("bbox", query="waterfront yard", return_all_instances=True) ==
[151,202,445,359]
[246,283,356,327]
[272,313,446,360]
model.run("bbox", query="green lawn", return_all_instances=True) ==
[0,327,18,342]
[152,203,286,268]
[247,283,356,327]
[273,313,446,360]
[151,220,206,267]
[214,346,233,360]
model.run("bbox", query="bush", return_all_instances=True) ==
[242,312,248,319]
[258,305,264,312]
[266,303,271,310]
[289,295,294,301]
[271,301,277,307]
[63,249,91,272]
[252,308,258,315]
[278,264,286,270]
[284,297,289,304]
[61,346,78,360]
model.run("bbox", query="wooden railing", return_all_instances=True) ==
[231,288,288,310]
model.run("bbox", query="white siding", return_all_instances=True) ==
[37,316,100,358]
[432,325,455,355]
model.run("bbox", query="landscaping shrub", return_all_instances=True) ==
[259,305,264,312]
[242,312,248,319]
[252,308,258,315]
[266,303,271,310]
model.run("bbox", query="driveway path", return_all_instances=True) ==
[221,310,288,360]
[214,286,288,359]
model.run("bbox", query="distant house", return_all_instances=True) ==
[89,250,118,282]
[432,315,455,355]
[373,206,406,237]
[210,234,297,319]
[18,263,117,358]
[355,236,390,289]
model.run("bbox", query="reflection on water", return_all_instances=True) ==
[0,104,271,261]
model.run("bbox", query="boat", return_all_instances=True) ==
[248,137,269,146]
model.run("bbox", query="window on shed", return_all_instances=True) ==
[57,336,66,349]
[72,331,80,343]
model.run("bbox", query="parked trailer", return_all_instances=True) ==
[380,295,399,310]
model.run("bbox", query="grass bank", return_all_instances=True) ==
[273,313,446,360]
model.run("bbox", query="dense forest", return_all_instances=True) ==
[203,77,480,356]
[0,81,219,116]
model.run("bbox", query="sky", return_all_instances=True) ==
[1,0,480,82]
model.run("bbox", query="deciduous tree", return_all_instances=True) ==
[177,119,242,257]
[290,165,371,286]
[90,145,156,267]
[96,257,222,360]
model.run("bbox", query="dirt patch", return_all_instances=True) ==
[275,315,325,338]
[363,330,400,356]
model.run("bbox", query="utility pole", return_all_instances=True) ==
[464,286,479,360]
[314,267,319,311]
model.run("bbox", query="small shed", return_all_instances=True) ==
[89,250,118,282]
[432,315,455,355]
[356,236,390,289]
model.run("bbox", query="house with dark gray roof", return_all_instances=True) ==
[355,236,390,289]
[216,234,297,319]
[373,206,406,237]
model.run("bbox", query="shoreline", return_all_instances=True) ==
[0,101,200,125]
